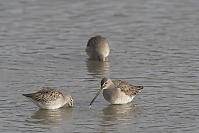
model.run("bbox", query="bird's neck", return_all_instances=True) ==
[107,82,115,90]
[63,95,70,104]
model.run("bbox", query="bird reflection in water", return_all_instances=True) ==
[102,104,141,121]
[29,107,73,125]
[100,104,142,132]
[86,59,110,78]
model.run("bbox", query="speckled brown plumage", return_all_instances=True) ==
[23,87,73,109]
[112,80,143,97]
[23,87,63,104]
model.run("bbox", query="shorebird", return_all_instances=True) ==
[86,35,110,61]
[90,77,143,105]
[23,87,73,109]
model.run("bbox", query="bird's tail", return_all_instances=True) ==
[22,93,34,98]
[136,86,144,92]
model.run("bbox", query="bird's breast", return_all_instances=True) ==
[103,89,134,104]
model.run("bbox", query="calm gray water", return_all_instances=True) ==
[0,0,199,132]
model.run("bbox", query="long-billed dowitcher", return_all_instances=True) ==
[23,87,73,109]
[90,77,143,105]
[86,35,110,61]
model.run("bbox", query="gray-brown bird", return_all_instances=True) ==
[86,35,110,61]
[90,77,143,105]
[23,87,73,109]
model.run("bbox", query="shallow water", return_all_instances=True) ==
[0,0,199,132]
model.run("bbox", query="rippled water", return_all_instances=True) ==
[0,0,199,132]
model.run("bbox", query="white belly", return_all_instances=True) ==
[113,97,134,104]
[31,99,65,109]
[37,102,64,109]
[103,89,134,104]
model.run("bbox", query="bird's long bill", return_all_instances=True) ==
[90,87,103,105]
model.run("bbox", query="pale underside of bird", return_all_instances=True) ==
[90,77,143,105]
[23,87,73,109]
[86,35,110,62]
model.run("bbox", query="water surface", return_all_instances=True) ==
[0,0,199,132]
